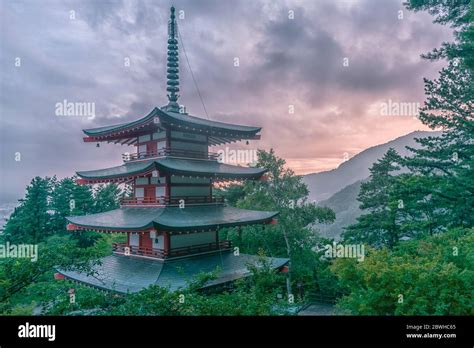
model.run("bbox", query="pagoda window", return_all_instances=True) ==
[138,144,147,154]
[170,140,207,153]
[129,233,139,247]
[157,140,166,150]
[150,176,166,185]
[138,134,152,142]
[170,186,210,197]
[171,176,210,184]
[135,187,144,198]
[171,131,207,143]
[152,130,165,140]
[135,177,149,185]
[170,231,216,249]
[155,186,165,197]
[152,235,164,249]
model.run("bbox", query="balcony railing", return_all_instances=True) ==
[122,148,220,162]
[120,195,224,207]
[169,240,232,258]
[112,240,232,259]
[112,243,167,259]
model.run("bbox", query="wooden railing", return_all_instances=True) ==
[120,197,166,206]
[112,240,232,259]
[120,195,224,207]
[122,148,220,162]
[112,243,168,259]
[168,240,232,258]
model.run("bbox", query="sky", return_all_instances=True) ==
[0,0,452,203]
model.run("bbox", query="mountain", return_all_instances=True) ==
[313,180,363,240]
[302,131,441,203]
[306,130,442,239]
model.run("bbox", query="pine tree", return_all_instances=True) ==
[402,0,473,231]
[2,177,53,243]
[343,149,404,248]
[50,177,76,234]
[93,183,122,213]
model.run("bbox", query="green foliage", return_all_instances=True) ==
[93,183,122,213]
[3,177,53,244]
[332,229,473,315]
[333,0,474,316]
[399,0,473,233]
[220,149,336,298]
[105,258,289,316]
[405,0,472,70]
[0,235,108,312]
[343,149,404,248]
[2,177,124,248]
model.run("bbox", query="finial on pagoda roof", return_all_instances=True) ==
[164,5,180,113]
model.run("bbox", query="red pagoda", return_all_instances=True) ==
[60,6,288,293]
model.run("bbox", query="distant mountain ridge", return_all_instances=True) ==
[314,180,363,240]
[304,130,442,239]
[302,131,441,203]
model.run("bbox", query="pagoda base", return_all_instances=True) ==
[57,251,289,294]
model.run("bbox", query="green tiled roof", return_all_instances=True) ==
[159,109,261,133]
[58,252,289,293]
[76,158,266,180]
[83,107,261,137]
[67,206,278,231]
[77,160,155,180]
[82,109,156,136]
[156,158,266,178]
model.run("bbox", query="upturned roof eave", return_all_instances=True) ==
[65,207,278,232]
[82,107,262,139]
[75,159,266,181]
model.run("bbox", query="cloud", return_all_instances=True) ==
[0,0,452,202]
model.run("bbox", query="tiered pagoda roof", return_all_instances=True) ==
[60,252,289,294]
[76,157,266,184]
[67,206,277,232]
[59,6,288,293]
[83,107,261,146]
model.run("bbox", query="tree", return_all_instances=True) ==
[332,228,473,315]
[405,0,472,71]
[401,0,473,232]
[2,177,53,244]
[49,177,98,247]
[93,183,123,213]
[0,235,107,311]
[219,149,335,297]
[390,173,443,237]
[343,149,404,248]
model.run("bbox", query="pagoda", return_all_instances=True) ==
[60,6,288,294]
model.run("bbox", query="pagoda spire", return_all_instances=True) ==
[165,6,180,112]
